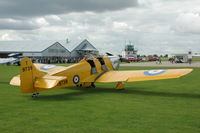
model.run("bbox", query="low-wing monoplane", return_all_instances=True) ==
[0,57,17,64]
[10,56,192,97]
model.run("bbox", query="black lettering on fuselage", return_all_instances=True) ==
[22,66,32,72]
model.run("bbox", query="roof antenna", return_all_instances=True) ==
[66,38,70,44]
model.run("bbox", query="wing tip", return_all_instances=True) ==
[180,68,193,76]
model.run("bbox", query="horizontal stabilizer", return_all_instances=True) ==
[10,75,20,86]
[34,75,67,89]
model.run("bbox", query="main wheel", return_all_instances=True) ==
[32,93,39,98]
[32,93,37,98]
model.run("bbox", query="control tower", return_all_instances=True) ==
[122,44,138,58]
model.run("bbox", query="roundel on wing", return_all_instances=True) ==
[73,75,80,84]
[144,69,167,76]
[40,65,57,70]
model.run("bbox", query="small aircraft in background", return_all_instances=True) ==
[0,57,16,64]
[10,55,192,98]
[0,54,23,65]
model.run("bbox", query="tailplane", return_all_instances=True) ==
[10,57,67,94]
[10,57,44,93]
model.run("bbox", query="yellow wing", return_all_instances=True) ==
[96,69,193,83]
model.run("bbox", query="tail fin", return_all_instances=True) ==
[20,57,39,93]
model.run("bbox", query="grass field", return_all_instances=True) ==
[0,64,200,133]
[193,57,200,61]
[161,57,200,62]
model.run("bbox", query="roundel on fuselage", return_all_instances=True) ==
[73,75,80,84]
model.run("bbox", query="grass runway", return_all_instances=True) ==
[0,65,200,133]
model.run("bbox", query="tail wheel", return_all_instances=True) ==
[32,93,39,98]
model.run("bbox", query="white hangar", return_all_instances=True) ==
[71,39,99,58]
[0,39,99,63]
[0,41,71,63]
[0,41,70,58]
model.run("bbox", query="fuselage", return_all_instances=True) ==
[38,56,120,89]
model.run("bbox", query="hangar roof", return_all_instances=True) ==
[0,40,70,53]
[0,39,98,53]
[71,39,98,52]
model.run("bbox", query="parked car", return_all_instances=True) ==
[148,57,158,61]
[127,57,140,62]
[120,58,130,63]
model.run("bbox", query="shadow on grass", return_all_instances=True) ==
[35,86,200,101]
[0,81,9,85]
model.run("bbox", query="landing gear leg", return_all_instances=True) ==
[115,82,125,90]
[91,82,96,88]
[76,84,82,87]
[36,93,39,97]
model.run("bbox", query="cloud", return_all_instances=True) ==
[0,33,23,40]
[0,33,12,40]
[112,21,133,32]
[0,0,138,18]
[46,15,62,21]
[0,0,200,55]
[176,12,200,33]
[35,18,49,27]
[0,17,49,30]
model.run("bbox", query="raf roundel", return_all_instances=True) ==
[73,75,80,84]
[40,65,57,70]
[144,69,167,76]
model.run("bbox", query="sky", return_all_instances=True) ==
[0,0,200,55]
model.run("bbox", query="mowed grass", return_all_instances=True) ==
[193,57,200,62]
[0,65,200,133]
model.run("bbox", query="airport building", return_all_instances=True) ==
[0,39,99,63]
[71,39,99,58]
[122,44,138,58]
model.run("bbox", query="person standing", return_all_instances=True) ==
[158,57,162,64]
[188,50,192,65]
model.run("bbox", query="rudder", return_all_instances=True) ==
[20,57,36,93]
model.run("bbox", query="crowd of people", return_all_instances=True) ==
[30,57,83,64]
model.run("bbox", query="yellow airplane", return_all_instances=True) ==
[10,56,192,98]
